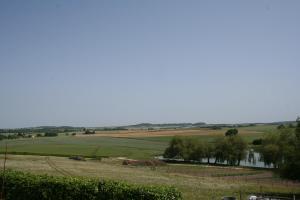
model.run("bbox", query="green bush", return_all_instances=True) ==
[0,170,182,200]
[44,132,58,137]
[97,179,181,200]
[1,170,98,200]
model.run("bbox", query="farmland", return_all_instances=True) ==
[1,154,299,200]
[0,127,268,159]
[1,124,299,199]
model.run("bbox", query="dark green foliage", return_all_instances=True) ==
[214,136,247,165]
[0,134,22,141]
[181,138,199,161]
[85,130,96,134]
[0,170,182,200]
[277,124,285,129]
[288,124,295,128]
[259,129,292,168]
[210,126,222,130]
[97,180,182,200]
[296,122,300,140]
[225,129,238,136]
[44,132,58,137]
[230,136,248,165]
[1,170,98,200]
[202,142,214,164]
[0,126,83,134]
[163,137,204,161]
[259,124,300,180]
[164,136,247,166]
[279,122,300,180]
[260,143,280,168]
[252,138,263,145]
[96,127,128,131]
[163,137,185,159]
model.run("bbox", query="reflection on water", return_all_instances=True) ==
[158,149,274,168]
[201,150,273,168]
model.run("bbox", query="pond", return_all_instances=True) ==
[156,150,274,168]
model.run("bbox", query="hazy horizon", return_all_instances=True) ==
[1,1,300,128]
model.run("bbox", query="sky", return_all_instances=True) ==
[0,0,299,128]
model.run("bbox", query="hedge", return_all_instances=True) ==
[0,170,182,200]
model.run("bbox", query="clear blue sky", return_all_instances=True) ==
[0,1,299,128]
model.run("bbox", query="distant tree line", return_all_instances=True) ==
[95,127,128,131]
[0,127,83,134]
[0,131,60,141]
[0,133,32,141]
[163,129,248,166]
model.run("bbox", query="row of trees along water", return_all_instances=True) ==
[163,129,247,166]
[163,121,300,180]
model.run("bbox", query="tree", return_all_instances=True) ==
[164,135,247,166]
[84,130,95,135]
[259,133,281,168]
[279,121,300,180]
[225,129,238,136]
[252,138,263,145]
[260,144,280,168]
[36,133,43,137]
[214,135,247,166]
[231,136,248,165]
[295,121,300,140]
[188,141,204,161]
[277,124,285,129]
[259,127,297,170]
[288,124,295,128]
[163,137,185,159]
[44,132,58,137]
[182,138,199,161]
[203,143,214,164]
[214,138,229,164]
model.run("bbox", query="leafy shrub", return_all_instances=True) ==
[252,138,263,145]
[225,129,238,136]
[44,132,58,137]
[1,170,98,200]
[84,130,96,134]
[97,180,182,200]
[0,170,182,200]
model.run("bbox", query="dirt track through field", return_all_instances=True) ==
[45,157,72,176]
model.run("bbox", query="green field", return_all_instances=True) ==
[0,136,169,159]
[0,126,269,159]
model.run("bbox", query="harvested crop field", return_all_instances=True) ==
[1,155,299,200]
[77,128,262,138]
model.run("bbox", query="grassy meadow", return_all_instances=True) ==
[0,126,270,159]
